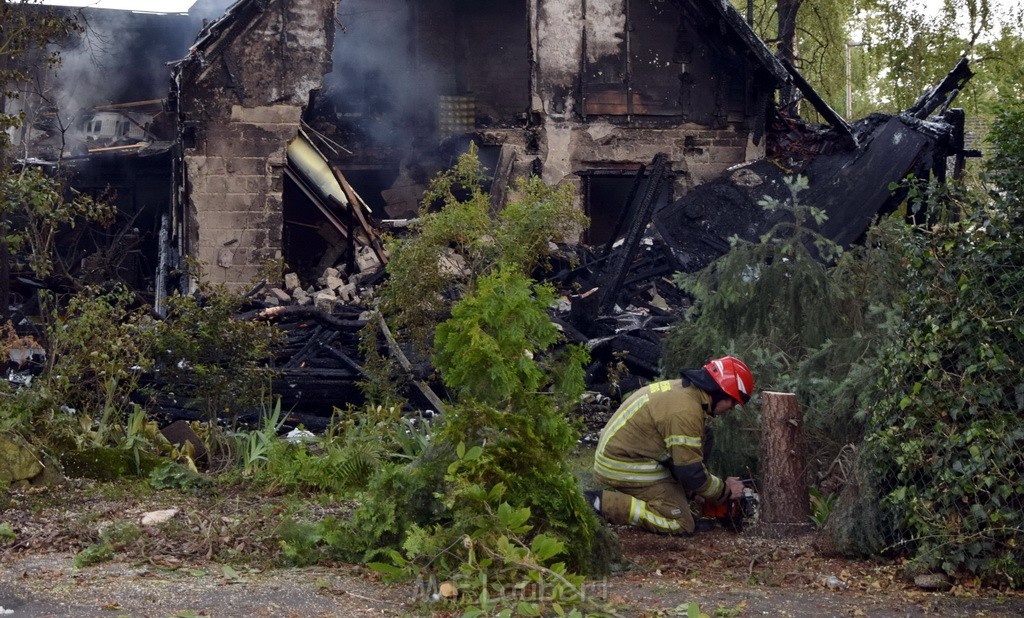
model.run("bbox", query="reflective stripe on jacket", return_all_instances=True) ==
[594,379,725,500]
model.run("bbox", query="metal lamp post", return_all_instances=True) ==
[845,41,864,120]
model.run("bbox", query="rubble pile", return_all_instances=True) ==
[254,245,386,312]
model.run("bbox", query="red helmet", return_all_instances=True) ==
[704,356,755,405]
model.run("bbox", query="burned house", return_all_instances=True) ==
[3,0,972,423]
[4,0,971,299]
[161,0,792,291]
[317,0,789,243]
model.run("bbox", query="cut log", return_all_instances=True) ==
[760,391,811,527]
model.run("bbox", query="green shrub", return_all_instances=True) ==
[149,282,281,426]
[148,460,208,491]
[34,285,155,448]
[863,107,1024,585]
[425,266,600,574]
[0,166,114,279]
[378,143,584,353]
[662,176,903,481]
[74,542,115,568]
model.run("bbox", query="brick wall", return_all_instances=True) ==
[175,0,337,291]
[186,105,302,287]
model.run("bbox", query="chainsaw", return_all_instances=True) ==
[700,482,759,531]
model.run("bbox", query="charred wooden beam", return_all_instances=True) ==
[377,312,446,414]
[320,343,366,377]
[331,165,389,266]
[602,163,647,259]
[236,305,366,330]
[779,58,856,148]
[906,57,972,120]
[283,326,341,369]
[597,153,669,313]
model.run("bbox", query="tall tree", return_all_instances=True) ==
[0,2,86,316]
[736,0,860,118]
[0,1,82,162]
[734,0,1024,129]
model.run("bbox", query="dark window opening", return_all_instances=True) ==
[582,0,750,125]
[582,171,673,247]
[282,173,349,284]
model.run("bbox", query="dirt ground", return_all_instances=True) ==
[3,482,1024,617]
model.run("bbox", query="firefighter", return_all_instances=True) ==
[586,356,754,534]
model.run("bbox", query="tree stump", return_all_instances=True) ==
[760,391,811,530]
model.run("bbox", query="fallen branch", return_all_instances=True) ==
[749,550,769,579]
[377,312,446,414]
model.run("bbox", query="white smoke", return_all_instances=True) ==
[48,0,237,117]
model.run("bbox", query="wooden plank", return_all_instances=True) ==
[332,165,389,266]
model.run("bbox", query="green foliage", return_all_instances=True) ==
[149,281,281,425]
[0,167,115,279]
[232,398,286,477]
[808,486,837,528]
[669,176,844,361]
[147,460,208,491]
[393,477,608,616]
[314,151,606,611]
[275,459,436,566]
[0,522,15,541]
[73,541,115,568]
[356,318,408,408]
[863,107,1024,586]
[663,176,903,478]
[428,267,598,574]
[36,285,154,447]
[379,143,584,352]
[73,520,142,568]
[267,405,444,565]
[736,0,858,119]
[434,267,565,404]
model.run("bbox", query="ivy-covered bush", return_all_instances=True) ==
[863,107,1024,585]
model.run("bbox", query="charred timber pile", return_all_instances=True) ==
[144,246,389,432]
[249,304,370,427]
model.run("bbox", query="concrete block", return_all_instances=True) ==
[217,247,234,269]
[326,275,345,291]
[314,290,337,313]
[268,287,291,303]
[338,282,357,301]
[284,272,301,291]
[319,267,340,285]
[226,157,266,176]
[230,104,303,125]
[356,247,381,272]
[710,146,745,164]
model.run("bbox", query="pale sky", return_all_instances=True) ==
[29,0,199,14]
